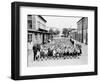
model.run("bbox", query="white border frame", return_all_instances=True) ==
[20,6,94,76]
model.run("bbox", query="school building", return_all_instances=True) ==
[27,15,52,49]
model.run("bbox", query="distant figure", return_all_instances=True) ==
[32,44,40,61]
[48,39,51,43]
[32,44,37,61]
[48,48,53,57]
[53,49,56,57]
[35,50,40,60]
[70,38,74,45]
[40,49,45,59]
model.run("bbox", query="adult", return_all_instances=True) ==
[32,44,37,61]
[32,44,40,61]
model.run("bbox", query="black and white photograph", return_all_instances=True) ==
[27,15,88,67]
[11,2,97,80]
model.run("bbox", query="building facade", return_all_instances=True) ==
[70,29,79,41]
[27,15,51,50]
[77,17,88,44]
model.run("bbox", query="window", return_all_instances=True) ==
[28,20,32,29]
[35,33,37,40]
[27,15,32,29]
[28,15,32,20]
[37,21,40,28]
[28,34,32,43]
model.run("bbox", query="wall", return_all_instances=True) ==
[0,0,99,82]
[77,17,88,44]
[36,16,46,30]
[77,18,83,42]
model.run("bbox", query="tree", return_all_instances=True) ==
[62,28,69,37]
[54,29,60,35]
[49,28,54,34]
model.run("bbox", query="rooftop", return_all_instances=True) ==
[38,15,47,22]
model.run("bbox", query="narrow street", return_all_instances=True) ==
[27,37,88,67]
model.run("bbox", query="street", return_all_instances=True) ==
[27,37,88,67]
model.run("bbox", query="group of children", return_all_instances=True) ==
[33,38,82,61]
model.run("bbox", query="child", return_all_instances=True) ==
[35,50,40,61]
